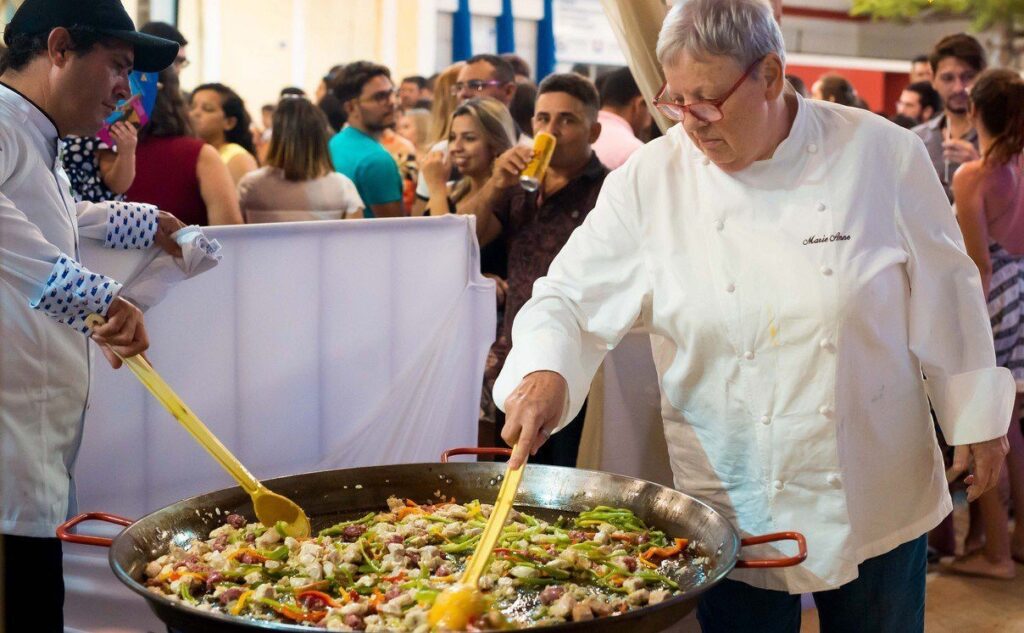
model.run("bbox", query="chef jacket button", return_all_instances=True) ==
[726,282,736,293]
[807,143,818,154]
[816,202,827,212]
[773,480,785,491]
[702,156,711,166]
[571,210,580,219]
[760,415,771,425]
[819,405,833,417]
[827,473,842,488]
[715,219,725,231]
[821,266,833,276]
[744,350,755,360]
[819,338,833,350]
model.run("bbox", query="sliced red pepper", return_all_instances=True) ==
[397,506,425,520]
[296,589,339,609]
[382,570,406,582]
[275,604,327,624]
[640,537,689,562]
[368,587,386,611]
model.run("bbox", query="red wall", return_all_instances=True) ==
[788,64,909,116]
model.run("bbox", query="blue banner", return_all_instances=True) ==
[452,0,473,62]
[537,0,556,80]
[497,0,515,54]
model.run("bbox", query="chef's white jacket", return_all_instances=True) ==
[0,82,160,538]
[493,96,1015,593]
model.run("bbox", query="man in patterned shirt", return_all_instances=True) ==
[462,73,608,467]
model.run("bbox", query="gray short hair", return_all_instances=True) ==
[656,0,786,70]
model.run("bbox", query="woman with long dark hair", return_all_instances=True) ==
[126,69,242,225]
[946,68,1024,580]
[189,82,259,185]
[238,96,364,222]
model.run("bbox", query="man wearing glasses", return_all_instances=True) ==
[328,61,404,218]
[492,0,1011,630]
[412,54,524,216]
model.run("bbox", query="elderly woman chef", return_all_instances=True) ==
[493,0,1013,631]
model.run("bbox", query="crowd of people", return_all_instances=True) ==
[46,15,1024,586]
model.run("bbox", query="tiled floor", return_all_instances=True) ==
[800,566,1024,632]
[802,504,1024,633]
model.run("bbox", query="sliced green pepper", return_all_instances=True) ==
[179,580,198,605]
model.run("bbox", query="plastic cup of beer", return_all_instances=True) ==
[520,132,556,192]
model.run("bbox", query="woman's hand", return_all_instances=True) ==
[949,435,1010,501]
[107,121,138,156]
[421,151,451,190]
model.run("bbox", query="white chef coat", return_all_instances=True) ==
[493,95,1015,593]
[0,82,161,538]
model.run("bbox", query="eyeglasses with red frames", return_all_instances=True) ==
[652,58,763,123]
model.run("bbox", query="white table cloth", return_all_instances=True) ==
[64,215,495,631]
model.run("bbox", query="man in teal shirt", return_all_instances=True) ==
[328,61,404,218]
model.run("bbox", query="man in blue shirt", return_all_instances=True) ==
[328,61,404,218]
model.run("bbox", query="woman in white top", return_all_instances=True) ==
[491,1,1013,630]
[238,96,363,223]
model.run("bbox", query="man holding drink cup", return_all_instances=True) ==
[462,73,607,467]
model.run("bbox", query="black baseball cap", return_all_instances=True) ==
[3,0,179,72]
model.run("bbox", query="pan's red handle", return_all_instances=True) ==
[441,447,513,463]
[735,531,807,568]
[56,512,134,547]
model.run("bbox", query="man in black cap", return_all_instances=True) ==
[0,2,181,630]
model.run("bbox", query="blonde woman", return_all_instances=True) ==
[421,97,515,219]
[427,62,465,146]
[238,96,363,223]
[410,63,465,217]
[397,108,432,157]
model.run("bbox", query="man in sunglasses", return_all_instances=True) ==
[328,61,404,218]
[412,54,525,216]
[492,0,1011,631]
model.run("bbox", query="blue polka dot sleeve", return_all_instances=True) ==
[30,254,122,333]
[105,202,159,249]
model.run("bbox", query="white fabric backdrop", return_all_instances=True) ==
[578,330,675,488]
[64,215,495,632]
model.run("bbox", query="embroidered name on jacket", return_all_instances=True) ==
[803,232,851,245]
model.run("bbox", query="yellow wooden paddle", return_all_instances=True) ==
[86,314,310,538]
[428,452,527,629]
